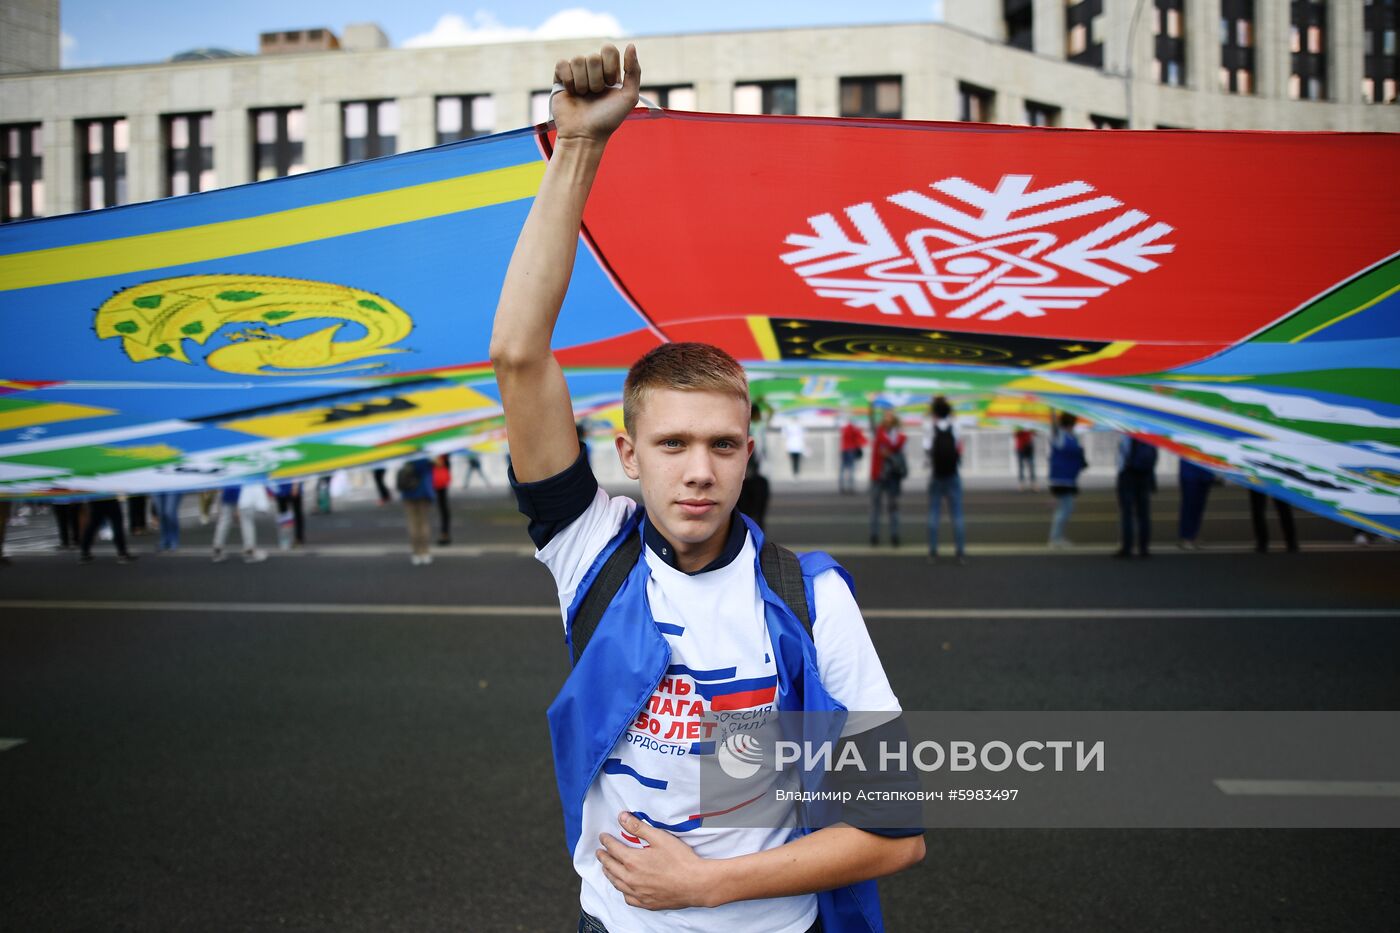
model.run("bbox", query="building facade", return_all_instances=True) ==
[3,0,1397,223]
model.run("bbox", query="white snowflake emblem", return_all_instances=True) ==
[781,175,1175,321]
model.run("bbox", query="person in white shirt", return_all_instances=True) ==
[488,43,923,933]
[781,419,807,477]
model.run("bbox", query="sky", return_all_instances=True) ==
[61,1,945,68]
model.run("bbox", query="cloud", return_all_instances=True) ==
[929,0,945,21]
[402,8,625,48]
[60,31,77,67]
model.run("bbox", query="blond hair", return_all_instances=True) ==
[622,342,749,436]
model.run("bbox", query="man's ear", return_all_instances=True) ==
[616,433,640,480]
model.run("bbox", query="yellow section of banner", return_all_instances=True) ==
[220,385,497,439]
[745,317,783,362]
[270,444,418,478]
[0,161,545,292]
[0,401,115,432]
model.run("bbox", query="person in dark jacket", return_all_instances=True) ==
[1047,412,1088,547]
[1177,459,1216,549]
[1115,434,1158,558]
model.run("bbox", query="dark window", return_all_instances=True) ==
[251,107,305,181]
[1,123,43,222]
[1363,0,1399,103]
[1290,0,1329,99]
[958,82,996,122]
[342,100,398,163]
[639,85,697,110]
[1154,0,1188,86]
[839,76,902,118]
[164,113,216,197]
[1091,113,1128,129]
[1024,100,1061,127]
[1220,0,1256,94]
[1066,0,1105,67]
[436,95,495,144]
[76,117,128,210]
[1004,0,1034,51]
[733,80,798,115]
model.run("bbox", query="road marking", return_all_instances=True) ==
[0,738,26,752]
[1215,779,1400,798]
[0,600,1394,620]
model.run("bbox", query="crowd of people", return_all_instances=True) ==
[0,417,1335,567]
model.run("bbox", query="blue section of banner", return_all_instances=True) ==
[0,129,543,254]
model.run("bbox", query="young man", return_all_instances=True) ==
[489,44,923,932]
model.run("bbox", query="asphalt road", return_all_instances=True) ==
[2,481,1398,931]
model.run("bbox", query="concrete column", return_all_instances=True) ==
[1102,0,1158,126]
[304,99,340,170]
[800,74,838,117]
[40,117,75,216]
[213,106,247,188]
[1186,0,1221,92]
[1255,0,1291,100]
[491,85,530,133]
[1033,0,1066,60]
[1329,0,1363,104]
[397,94,435,153]
[126,111,161,205]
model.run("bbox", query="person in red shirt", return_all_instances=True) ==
[838,419,867,494]
[1014,427,1037,491]
[868,407,908,546]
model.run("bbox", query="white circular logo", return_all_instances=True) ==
[717,732,765,780]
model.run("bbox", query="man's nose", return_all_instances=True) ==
[683,448,716,486]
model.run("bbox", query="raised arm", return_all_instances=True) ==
[488,44,640,482]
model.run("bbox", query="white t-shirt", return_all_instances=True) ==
[536,488,901,933]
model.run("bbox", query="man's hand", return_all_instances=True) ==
[596,812,715,911]
[552,44,641,143]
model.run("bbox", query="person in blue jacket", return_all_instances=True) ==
[488,43,923,933]
[1047,411,1088,548]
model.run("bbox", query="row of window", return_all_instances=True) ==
[0,41,1392,223]
[1061,0,1397,102]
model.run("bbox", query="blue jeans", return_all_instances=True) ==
[927,475,966,556]
[1049,489,1076,543]
[154,492,183,551]
[839,449,859,493]
[1178,478,1212,541]
[870,476,900,541]
[580,911,820,932]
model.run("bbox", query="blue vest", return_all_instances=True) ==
[545,508,886,932]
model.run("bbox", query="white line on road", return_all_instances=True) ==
[0,600,1395,620]
[1215,779,1400,797]
[0,738,27,752]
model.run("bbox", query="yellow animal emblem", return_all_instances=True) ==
[95,274,413,376]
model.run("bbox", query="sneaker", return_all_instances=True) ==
[1112,549,1132,559]
[243,550,267,564]
[212,549,228,563]
[955,554,967,566]
[421,554,433,566]
[116,553,137,564]
[79,553,94,564]
[410,554,423,566]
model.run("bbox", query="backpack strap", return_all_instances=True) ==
[760,538,813,638]
[571,528,817,664]
[570,529,641,665]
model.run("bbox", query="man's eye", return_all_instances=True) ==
[662,439,682,449]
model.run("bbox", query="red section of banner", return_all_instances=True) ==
[709,686,778,711]
[574,113,1399,375]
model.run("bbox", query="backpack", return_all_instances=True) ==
[931,424,959,478]
[880,449,907,482]
[394,461,421,494]
[570,530,813,664]
[1126,439,1158,474]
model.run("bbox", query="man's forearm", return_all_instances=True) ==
[700,825,925,907]
[488,137,606,366]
